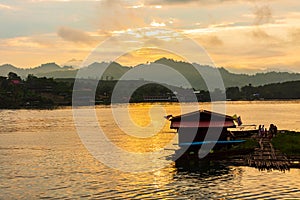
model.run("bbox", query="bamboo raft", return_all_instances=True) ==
[246,137,290,171]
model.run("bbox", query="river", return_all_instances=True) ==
[0,101,299,199]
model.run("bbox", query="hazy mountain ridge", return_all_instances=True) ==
[0,63,64,78]
[1,58,300,89]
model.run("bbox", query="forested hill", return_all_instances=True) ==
[0,72,299,109]
[1,58,300,90]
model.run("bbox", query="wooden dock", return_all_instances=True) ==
[246,137,290,171]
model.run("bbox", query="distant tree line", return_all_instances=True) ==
[225,81,300,100]
[0,72,72,109]
[0,72,300,109]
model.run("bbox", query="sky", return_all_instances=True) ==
[0,0,299,73]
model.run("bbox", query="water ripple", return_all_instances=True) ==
[1,105,300,199]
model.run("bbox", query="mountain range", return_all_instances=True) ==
[1,58,300,90]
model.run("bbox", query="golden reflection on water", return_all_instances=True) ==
[95,101,300,155]
[96,103,182,153]
[0,101,300,199]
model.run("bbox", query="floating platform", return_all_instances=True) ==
[246,137,290,171]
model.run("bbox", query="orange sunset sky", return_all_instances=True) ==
[0,0,299,73]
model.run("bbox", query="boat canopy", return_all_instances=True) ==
[167,110,236,129]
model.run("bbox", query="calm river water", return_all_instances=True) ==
[0,101,299,199]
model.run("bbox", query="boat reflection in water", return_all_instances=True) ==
[175,157,231,175]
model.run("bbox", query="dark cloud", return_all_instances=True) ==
[57,26,96,45]
[252,29,273,39]
[289,28,300,44]
[253,5,273,25]
[250,5,278,44]
[250,29,283,49]
[195,35,223,47]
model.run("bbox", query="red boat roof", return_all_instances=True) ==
[170,121,235,128]
[169,110,234,121]
[168,110,235,128]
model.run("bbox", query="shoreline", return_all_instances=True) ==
[1,99,300,110]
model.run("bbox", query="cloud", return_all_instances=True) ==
[250,5,279,44]
[0,3,15,10]
[147,0,266,6]
[194,35,223,47]
[147,0,195,4]
[116,47,185,66]
[57,26,97,45]
[210,21,252,29]
[150,20,166,27]
[289,28,300,44]
[95,0,147,31]
[253,5,273,25]
[1,36,52,49]
[251,29,281,44]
